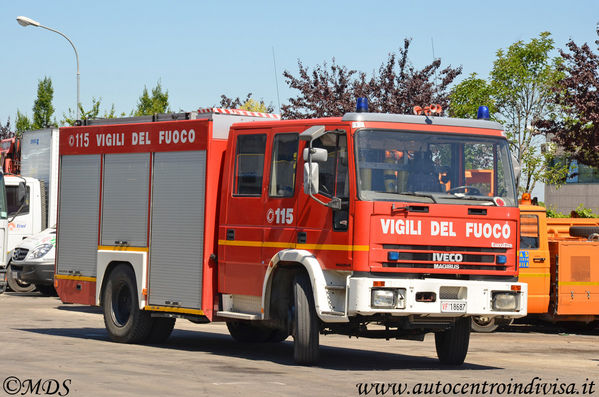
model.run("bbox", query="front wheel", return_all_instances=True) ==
[6,266,36,293]
[435,317,470,365]
[292,272,320,365]
[102,264,152,343]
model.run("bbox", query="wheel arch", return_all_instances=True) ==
[262,249,349,323]
[96,250,148,309]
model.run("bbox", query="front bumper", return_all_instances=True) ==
[10,261,54,286]
[347,277,527,318]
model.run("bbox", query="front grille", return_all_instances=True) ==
[12,248,29,261]
[381,244,510,272]
[439,286,464,300]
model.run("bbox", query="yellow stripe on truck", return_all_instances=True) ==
[98,246,149,252]
[54,274,97,282]
[144,305,205,316]
[218,239,369,252]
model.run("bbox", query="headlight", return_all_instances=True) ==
[371,289,406,309]
[29,244,54,259]
[492,292,519,311]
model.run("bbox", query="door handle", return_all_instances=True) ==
[533,258,545,263]
[226,229,235,241]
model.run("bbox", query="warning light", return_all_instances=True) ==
[356,97,369,113]
[477,106,490,120]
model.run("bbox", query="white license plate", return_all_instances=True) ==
[441,301,466,312]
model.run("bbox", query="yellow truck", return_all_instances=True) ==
[472,194,599,332]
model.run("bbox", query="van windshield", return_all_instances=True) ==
[355,129,518,207]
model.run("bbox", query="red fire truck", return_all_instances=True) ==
[55,105,526,365]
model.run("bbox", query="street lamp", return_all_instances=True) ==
[17,16,80,120]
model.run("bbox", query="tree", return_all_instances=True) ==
[0,118,14,140]
[62,98,125,126]
[133,81,170,116]
[448,73,498,120]
[450,33,566,193]
[536,25,599,168]
[31,76,55,129]
[15,110,31,135]
[281,39,462,119]
[218,93,274,113]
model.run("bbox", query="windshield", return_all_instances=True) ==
[355,129,518,206]
[0,174,7,219]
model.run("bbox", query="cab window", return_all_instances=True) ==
[234,134,266,196]
[269,133,299,198]
[520,214,540,249]
[312,133,348,199]
[7,185,30,217]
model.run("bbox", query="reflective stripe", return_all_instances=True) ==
[144,305,205,315]
[518,273,550,278]
[98,246,149,252]
[54,274,96,282]
[218,239,369,252]
[559,281,599,286]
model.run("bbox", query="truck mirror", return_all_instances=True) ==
[303,147,328,163]
[511,154,521,180]
[304,162,319,195]
[17,182,26,205]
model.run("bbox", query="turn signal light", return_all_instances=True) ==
[511,285,521,292]
[373,281,386,287]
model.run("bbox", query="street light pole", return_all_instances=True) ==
[17,16,80,121]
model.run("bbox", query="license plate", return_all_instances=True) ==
[441,301,466,312]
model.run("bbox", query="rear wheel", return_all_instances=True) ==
[292,272,320,365]
[102,264,152,343]
[471,316,498,333]
[6,266,36,293]
[435,317,470,365]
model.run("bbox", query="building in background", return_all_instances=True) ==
[545,160,599,214]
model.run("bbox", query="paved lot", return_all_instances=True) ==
[0,292,598,396]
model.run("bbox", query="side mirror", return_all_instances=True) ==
[512,154,521,180]
[303,147,328,163]
[17,182,26,205]
[304,163,319,195]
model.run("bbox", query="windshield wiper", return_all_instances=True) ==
[397,192,438,203]
[444,194,496,204]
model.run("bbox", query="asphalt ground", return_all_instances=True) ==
[0,292,597,396]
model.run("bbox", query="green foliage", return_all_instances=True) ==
[219,93,275,113]
[62,98,124,126]
[449,33,565,194]
[546,206,568,218]
[449,73,498,120]
[133,81,170,116]
[32,77,55,129]
[15,110,31,135]
[0,118,14,140]
[546,204,598,218]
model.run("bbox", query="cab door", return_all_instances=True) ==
[262,132,300,266]
[220,132,268,296]
[518,210,550,313]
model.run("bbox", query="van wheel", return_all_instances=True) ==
[147,317,176,344]
[435,317,470,365]
[471,316,498,333]
[292,272,320,365]
[102,264,152,343]
[6,266,36,293]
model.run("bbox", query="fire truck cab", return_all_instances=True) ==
[55,107,527,365]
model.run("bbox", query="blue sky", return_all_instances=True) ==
[2,0,597,124]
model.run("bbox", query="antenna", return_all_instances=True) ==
[272,46,282,114]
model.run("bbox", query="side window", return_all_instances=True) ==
[520,214,540,249]
[312,133,348,199]
[234,134,266,196]
[269,133,299,198]
[7,185,30,217]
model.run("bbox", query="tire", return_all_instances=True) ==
[147,317,176,344]
[102,264,152,343]
[6,266,36,293]
[569,226,599,238]
[435,317,470,365]
[292,272,319,365]
[471,316,498,333]
[226,321,275,343]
